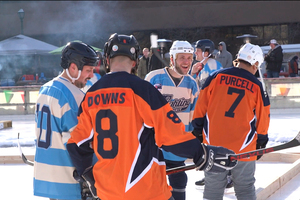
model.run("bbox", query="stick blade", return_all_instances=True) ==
[17,133,34,166]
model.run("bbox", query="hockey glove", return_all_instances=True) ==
[256,142,267,160]
[73,166,99,200]
[195,144,237,173]
[256,135,269,160]
[192,129,203,143]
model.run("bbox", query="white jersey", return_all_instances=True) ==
[145,67,199,161]
[145,67,199,131]
[34,75,84,199]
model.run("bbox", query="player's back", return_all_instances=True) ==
[79,72,174,199]
[196,67,270,159]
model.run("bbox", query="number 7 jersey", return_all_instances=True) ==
[192,67,270,161]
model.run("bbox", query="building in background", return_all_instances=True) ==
[1,1,300,64]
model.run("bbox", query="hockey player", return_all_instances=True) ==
[82,51,104,93]
[189,39,223,89]
[189,39,231,188]
[192,43,270,200]
[82,69,101,93]
[66,33,237,200]
[145,40,199,200]
[34,41,99,200]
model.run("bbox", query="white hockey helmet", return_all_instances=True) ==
[170,40,194,61]
[237,43,264,67]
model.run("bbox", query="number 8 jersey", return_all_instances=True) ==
[67,72,199,200]
[192,67,270,161]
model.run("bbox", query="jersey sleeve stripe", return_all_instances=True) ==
[35,147,74,166]
[77,128,94,147]
[34,179,80,199]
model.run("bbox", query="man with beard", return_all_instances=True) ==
[33,41,99,200]
[145,40,199,200]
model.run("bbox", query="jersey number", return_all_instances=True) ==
[36,104,52,149]
[225,87,245,118]
[96,109,119,159]
[167,110,181,123]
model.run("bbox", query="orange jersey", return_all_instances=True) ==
[192,67,270,161]
[67,72,200,200]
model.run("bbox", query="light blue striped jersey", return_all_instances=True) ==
[34,75,84,200]
[145,67,199,161]
[192,58,223,88]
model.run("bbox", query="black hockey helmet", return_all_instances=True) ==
[103,33,140,66]
[60,41,99,70]
[195,39,215,54]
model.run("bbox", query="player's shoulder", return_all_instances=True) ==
[41,76,83,101]
[145,68,166,81]
[183,74,198,86]
[218,67,262,84]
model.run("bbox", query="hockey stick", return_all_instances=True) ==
[17,132,34,166]
[166,131,300,175]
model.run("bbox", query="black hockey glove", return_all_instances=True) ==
[256,142,268,160]
[256,135,269,160]
[73,166,100,200]
[195,144,237,173]
[192,129,203,143]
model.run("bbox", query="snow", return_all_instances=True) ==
[0,108,300,199]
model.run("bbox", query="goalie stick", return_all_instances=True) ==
[166,131,300,175]
[17,132,34,166]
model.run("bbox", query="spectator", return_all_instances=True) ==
[288,56,298,77]
[190,39,223,89]
[192,43,270,200]
[66,33,237,200]
[137,47,150,79]
[145,40,199,200]
[264,39,283,78]
[33,41,99,200]
[215,41,233,68]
